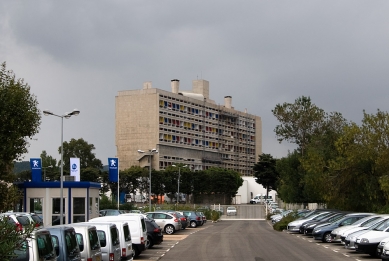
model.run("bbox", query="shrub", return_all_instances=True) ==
[273,212,299,231]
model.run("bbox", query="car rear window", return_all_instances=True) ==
[97,230,107,247]
[123,225,131,242]
[75,233,84,252]
[37,232,55,259]
[110,227,120,246]
[89,229,100,250]
[65,230,79,257]
[11,240,29,261]
[16,216,31,226]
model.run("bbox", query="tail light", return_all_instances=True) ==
[141,236,144,244]
[16,223,23,231]
[174,218,179,222]
[109,253,114,261]
[122,248,126,257]
[153,228,161,233]
[87,258,92,261]
[35,223,40,228]
[196,216,201,221]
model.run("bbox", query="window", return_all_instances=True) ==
[75,233,84,251]
[73,198,85,223]
[30,198,43,215]
[97,231,106,247]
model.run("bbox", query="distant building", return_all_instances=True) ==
[115,79,262,176]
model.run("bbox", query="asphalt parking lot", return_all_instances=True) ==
[135,223,209,260]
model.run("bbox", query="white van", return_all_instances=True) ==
[70,223,103,261]
[11,228,57,261]
[90,214,146,258]
[85,221,133,261]
[88,222,121,261]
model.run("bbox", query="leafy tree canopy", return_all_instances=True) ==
[0,62,41,178]
[253,153,279,194]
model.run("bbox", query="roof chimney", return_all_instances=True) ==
[171,79,180,94]
[143,81,152,89]
[224,96,232,109]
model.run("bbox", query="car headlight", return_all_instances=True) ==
[384,250,389,255]
[314,229,321,233]
[308,224,316,228]
[333,229,338,234]
[360,238,369,244]
[381,241,387,246]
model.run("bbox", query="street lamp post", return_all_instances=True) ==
[43,109,80,225]
[137,149,158,212]
[172,165,187,204]
[42,165,53,182]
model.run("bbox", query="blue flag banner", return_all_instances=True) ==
[108,158,119,182]
[30,158,42,182]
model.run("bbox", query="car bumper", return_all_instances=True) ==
[330,233,341,242]
[355,242,379,254]
[312,232,325,240]
[287,226,300,232]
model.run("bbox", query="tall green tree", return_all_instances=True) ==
[59,138,103,172]
[0,62,41,178]
[272,96,326,155]
[40,150,58,181]
[253,153,279,198]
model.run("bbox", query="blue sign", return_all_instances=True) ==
[108,158,119,182]
[30,158,42,182]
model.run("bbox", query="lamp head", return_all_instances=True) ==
[43,110,53,116]
[71,109,80,116]
[137,150,145,153]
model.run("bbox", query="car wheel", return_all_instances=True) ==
[164,225,175,235]
[322,232,332,243]
[145,237,151,249]
[190,221,197,228]
[147,236,154,249]
[133,246,140,257]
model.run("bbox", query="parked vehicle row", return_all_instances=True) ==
[2,209,207,261]
[283,209,389,259]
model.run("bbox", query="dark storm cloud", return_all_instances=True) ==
[1,0,389,161]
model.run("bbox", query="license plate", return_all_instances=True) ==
[128,245,131,250]
[96,256,101,261]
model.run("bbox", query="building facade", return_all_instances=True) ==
[115,79,262,176]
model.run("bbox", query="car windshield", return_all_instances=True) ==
[363,217,385,227]
[373,219,389,231]
[358,216,381,227]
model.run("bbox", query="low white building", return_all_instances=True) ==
[233,176,277,204]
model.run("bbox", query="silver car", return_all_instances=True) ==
[146,212,182,235]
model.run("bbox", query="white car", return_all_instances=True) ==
[354,218,389,256]
[331,215,383,242]
[287,211,330,233]
[226,207,237,216]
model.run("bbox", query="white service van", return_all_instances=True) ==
[88,222,121,261]
[11,228,57,261]
[89,214,147,258]
[85,220,133,261]
[70,223,103,261]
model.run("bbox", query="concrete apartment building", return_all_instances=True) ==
[115,79,262,176]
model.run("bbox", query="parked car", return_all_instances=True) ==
[90,222,121,261]
[70,223,103,261]
[197,211,207,223]
[145,219,163,249]
[226,207,237,216]
[10,228,57,261]
[159,210,188,229]
[99,209,128,217]
[330,215,383,242]
[380,237,389,260]
[0,212,38,231]
[45,226,82,261]
[82,221,132,261]
[179,211,203,228]
[91,214,147,258]
[145,212,182,235]
[302,212,346,235]
[343,216,389,248]
[312,213,373,243]
[354,217,389,256]
[287,211,332,233]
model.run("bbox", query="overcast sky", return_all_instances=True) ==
[1,1,389,164]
